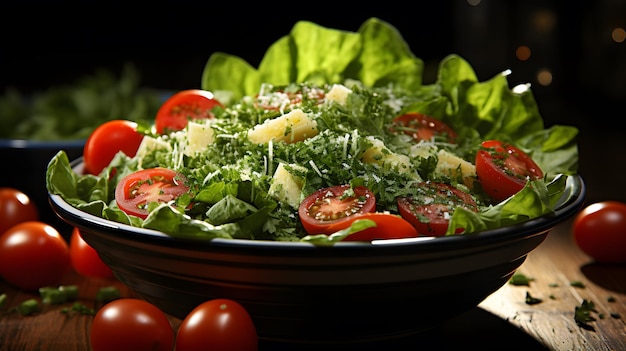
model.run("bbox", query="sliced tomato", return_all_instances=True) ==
[391,112,457,143]
[298,185,376,234]
[327,212,419,241]
[115,168,190,219]
[255,86,325,111]
[475,140,543,202]
[155,89,222,134]
[397,181,478,236]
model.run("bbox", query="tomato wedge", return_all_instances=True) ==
[155,89,222,134]
[391,112,457,143]
[397,182,478,236]
[475,140,543,202]
[115,168,190,219]
[327,212,419,241]
[298,185,376,234]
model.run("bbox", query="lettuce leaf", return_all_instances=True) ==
[202,18,423,103]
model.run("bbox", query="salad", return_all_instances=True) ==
[46,18,579,244]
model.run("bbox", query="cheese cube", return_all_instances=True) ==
[325,84,353,105]
[268,162,309,209]
[247,109,318,144]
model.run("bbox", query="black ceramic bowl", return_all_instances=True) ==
[49,159,585,346]
[1,139,84,238]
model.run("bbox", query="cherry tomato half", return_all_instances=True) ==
[397,182,478,236]
[0,187,39,235]
[391,112,457,143]
[90,298,174,351]
[327,212,419,241]
[572,201,626,264]
[0,221,70,291]
[115,168,190,219]
[475,140,543,202]
[175,298,258,351]
[155,89,222,134]
[255,86,325,111]
[83,120,144,175]
[69,227,114,279]
[298,185,376,234]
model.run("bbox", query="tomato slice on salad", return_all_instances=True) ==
[115,168,190,219]
[298,185,376,234]
[155,89,222,134]
[397,181,478,236]
[254,86,325,111]
[391,112,457,143]
[327,212,419,242]
[475,140,544,202]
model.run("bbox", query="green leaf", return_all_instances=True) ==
[202,17,425,102]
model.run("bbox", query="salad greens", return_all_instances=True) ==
[0,63,163,141]
[46,18,579,243]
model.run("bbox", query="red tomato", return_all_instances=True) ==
[90,298,174,351]
[572,201,626,264]
[327,212,419,241]
[298,185,376,234]
[155,89,222,134]
[115,168,190,219]
[83,120,144,175]
[397,182,478,236]
[255,87,325,111]
[0,187,39,235]
[475,140,543,202]
[175,298,258,351]
[0,221,70,291]
[69,227,114,279]
[391,112,457,143]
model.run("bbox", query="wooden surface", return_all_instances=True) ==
[0,218,624,351]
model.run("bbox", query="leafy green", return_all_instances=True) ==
[1,63,163,140]
[202,18,423,104]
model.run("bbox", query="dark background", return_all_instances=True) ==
[1,0,625,203]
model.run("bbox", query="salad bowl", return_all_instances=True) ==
[45,17,587,346]
[48,158,585,345]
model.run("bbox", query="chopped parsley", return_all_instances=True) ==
[575,299,597,331]
[509,273,534,286]
[525,292,543,305]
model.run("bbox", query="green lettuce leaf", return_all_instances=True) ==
[202,18,423,103]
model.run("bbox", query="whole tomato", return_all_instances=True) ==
[83,120,144,175]
[69,227,114,279]
[90,298,174,351]
[0,221,70,291]
[0,187,39,235]
[155,89,222,134]
[175,298,258,351]
[572,201,626,264]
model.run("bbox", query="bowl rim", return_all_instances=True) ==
[0,138,85,149]
[48,159,586,251]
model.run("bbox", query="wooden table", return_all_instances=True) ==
[1,218,624,351]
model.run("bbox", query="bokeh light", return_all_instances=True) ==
[516,46,532,61]
[611,27,626,43]
[536,69,553,86]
